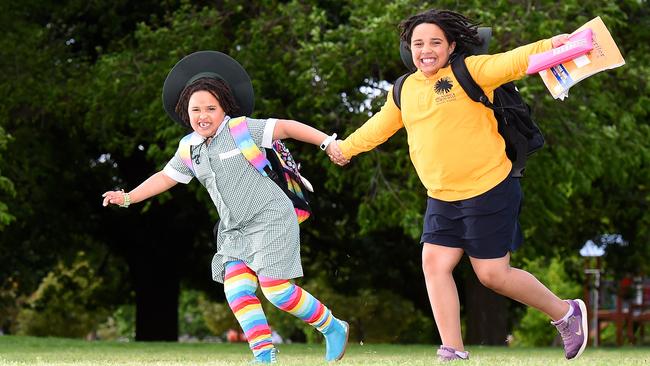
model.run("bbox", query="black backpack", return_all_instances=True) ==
[393,30,544,178]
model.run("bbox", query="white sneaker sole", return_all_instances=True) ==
[570,299,589,360]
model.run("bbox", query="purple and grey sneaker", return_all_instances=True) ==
[436,346,469,362]
[552,299,588,360]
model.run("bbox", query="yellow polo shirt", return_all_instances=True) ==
[339,39,553,201]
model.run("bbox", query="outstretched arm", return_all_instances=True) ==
[102,171,178,207]
[272,119,349,165]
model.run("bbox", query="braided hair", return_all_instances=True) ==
[399,9,482,56]
[174,77,240,128]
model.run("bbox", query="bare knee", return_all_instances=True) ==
[474,267,509,291]
[421,244,462,277]
[470,255,512,292]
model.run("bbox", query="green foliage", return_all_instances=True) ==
[198,295,239,338]
[96,305,136,341]
[0,276,22,334]
[16,253,111,338]
[0,126,15,230]
[597,322,619,346]
[511,256,582,346]
[178,289,219,339]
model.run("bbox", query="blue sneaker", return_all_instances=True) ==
[251,348,277,364]
[324,319,349,362]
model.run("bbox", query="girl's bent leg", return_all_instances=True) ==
[422,244,465,351]
[259,277,349,361]
[223,261,276,363]
[469,253,587,359]
[468,253,569,320]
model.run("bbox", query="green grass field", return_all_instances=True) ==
[0,336,648,366]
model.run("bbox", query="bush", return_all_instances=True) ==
[197,293,239,339]
[96,304,135,340]
[15,252,110,338]
[0,276,23,334]
[179,289,224,339]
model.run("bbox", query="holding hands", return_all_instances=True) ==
[326,140,349,166]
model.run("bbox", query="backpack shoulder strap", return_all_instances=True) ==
[450,55,493,109]
[228,116,272,177]
[392,72,412,109]
[178,132,196,175]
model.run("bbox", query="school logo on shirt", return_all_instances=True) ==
[434,77,456,104]
[434,77,453,94]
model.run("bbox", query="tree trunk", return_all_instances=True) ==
[124,211,185,342]
[132,253,179,341]
[463,270,509,345]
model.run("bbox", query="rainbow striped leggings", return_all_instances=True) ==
[223,260,336,357]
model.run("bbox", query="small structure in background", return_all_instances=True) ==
[581,234,626,346]
[629,277,650,345]
[580,234,650,346]
[581,238,606,346]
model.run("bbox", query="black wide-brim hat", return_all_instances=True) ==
[162,50,254,126]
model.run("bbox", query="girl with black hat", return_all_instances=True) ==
[102,51,348,363]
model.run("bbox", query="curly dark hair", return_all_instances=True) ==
[399,9,482,56]
[174,77,240,128]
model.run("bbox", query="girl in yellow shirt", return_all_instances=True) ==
[328,9,587,362]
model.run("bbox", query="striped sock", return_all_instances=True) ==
[223,261,274,357]
[259,277,335,333]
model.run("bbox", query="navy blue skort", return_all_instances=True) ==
[420,176,523,259]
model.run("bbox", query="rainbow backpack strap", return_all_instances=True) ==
[228,116,271,177]
[228,117,312,224]
[178,133,196,175]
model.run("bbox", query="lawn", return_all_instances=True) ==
[0,336,648,366]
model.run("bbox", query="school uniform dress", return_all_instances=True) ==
[338,39,554,258]
[163,116,303,283]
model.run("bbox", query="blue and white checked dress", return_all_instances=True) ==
[163,116,303,283]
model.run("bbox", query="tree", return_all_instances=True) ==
[0,0,215,339]
[1,0,648,344]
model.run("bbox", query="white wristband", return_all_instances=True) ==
[319,133,337,151]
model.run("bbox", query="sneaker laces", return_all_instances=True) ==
[556,316,576,344]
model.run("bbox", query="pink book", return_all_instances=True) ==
[526,28,594,74]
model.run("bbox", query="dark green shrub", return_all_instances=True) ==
[16,252,110,338]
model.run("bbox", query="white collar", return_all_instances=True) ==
[186,115,231,146]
